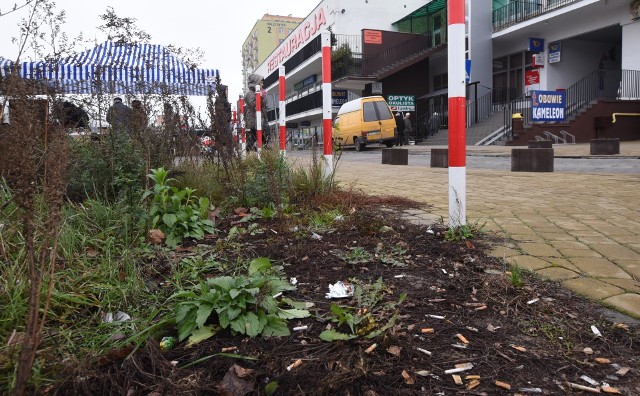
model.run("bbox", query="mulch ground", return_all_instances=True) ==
[56,194,640,395]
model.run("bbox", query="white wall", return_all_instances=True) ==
[468,0,493,95]
[545,39,610,90]
[622,20,640,71]
[333,0,426,35]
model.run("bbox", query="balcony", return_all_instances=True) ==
[492,0,582,32]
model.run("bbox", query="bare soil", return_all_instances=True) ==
[55,193,640,395]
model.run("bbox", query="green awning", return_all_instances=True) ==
[393,0,446,25]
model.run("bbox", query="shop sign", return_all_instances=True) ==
[294,74,317,91]
[300,121,311,127]
[525,69,540,86]
[531,90,566,122]
[528,37,545,53]
[332,90,348,106]
[387,95,415,112]
[548,42,561,63]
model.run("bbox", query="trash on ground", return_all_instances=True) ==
[452,374,463,385]
[466,379,480,390]
[421,328,434,334]
[495,380,511,390]
[595,357,611,364]
[415,370,431,377]
[527,298,539,305]
[591,325,602,337]
[427,314,445,319]
[580,375,598,386]
[615,367,630,376]
[325,281,354,299]
[286,359,302,371]
[519,387,543,393]
[221,346,238,352]
[159,336,175,351]
[444,363,473,374]
[456,333,469,344]
[311,232,323,240]
[103,311,131,323]
[416,347,432,355]
[292,326,308,332]
[365,343,378,354]
[583,347,594,355]
[601,385,622,394]
[568,382,601,393]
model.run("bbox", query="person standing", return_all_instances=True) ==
[394,112,405,146]
[106,97,132,134]
[403,113,413,145]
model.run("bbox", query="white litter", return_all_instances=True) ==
[416,347,432,355]
[290,277,298,285]
[427,314,445,320]
[580,375,598,386]
[591,325,602,337]
[311,232,323,240]
[103,311,131,323]
[527,298,539,305]
[325,281,354,299]
[293,326,308,331]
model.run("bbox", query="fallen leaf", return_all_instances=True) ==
[510,345,527,352]
[234,207,247,215]
[387,346,402,357]
[148,229,165,244]
[465,240,475,249]
[218,364,256,396]
[401,370,415,385]
[601,385,622,394]
[86,247,99,257]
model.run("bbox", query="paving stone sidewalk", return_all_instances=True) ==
[322,142,640,319]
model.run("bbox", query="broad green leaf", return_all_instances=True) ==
[268,278,296,293]
[259,297,279,314]
[218,310,230,329]
[229,289,241,299]
[319,329,357,342]
[248,257,271,275]
[207,276,236,291]
[185,325,219,348]
[265,381,278,396]
[227,306,241,321]
[262,315,290,337]
[242,311,264,338]
[195,303,213,329]
[177,309,198,341]
[176,304,195,324]
[277,308,311,320]
[163,213,177,227]
[281,298,314,310]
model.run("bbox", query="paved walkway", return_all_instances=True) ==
[293,142,640,318]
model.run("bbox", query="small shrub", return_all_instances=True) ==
[509,264,525,288]
[174,258,310,341]
[143,167,215,248]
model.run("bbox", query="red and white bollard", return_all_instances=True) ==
[321,30,333,178]
[256,85,262,157]
[239,96,246,158]
[232,109,238,146]
[279,65,287,156]
[447,0,467,227]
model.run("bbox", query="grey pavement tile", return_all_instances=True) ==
[603,294,640,319]
[562,278,625,300]
[567,257,632,279]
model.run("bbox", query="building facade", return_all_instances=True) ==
[241,14,305,93]
[246,0,640,148]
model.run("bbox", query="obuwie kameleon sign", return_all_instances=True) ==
[531,90,566,122]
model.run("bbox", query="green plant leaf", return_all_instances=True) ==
[208,276,236,291]
[265,381,278,396]
[248,257,272,275]
[195,303,214,329]
[236,311,265,338]
[319,329,357,341]
[262,315,290,337]
[277,308,311,320]
[260,296,279,314]
[280,298,315,310]
[185,325,219,348]
[163,213,177,227]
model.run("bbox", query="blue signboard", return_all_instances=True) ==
[465,59,471,84]
[528,37,545,53]
[531,90,566,122]
[548,42,561,64]
[332,90,348,106]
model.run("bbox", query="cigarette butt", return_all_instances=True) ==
[527,298,539,304]
[286,359,302,371]
[602,386,622,394]
[444,363,473,374]
[463,302,485,307]
[292,325,308,331]
[365,343,378,354]
[465,375,481,380]
[452,375,463,385]
[221,346,238,352]
[615,367,630,376]
[466,379,480,390]
[510,344,527,352]
[416,347,432,355]
[594,357,611,364]
[475,305,487,311]
[465,326,478,332]
[456,333,469,344]
[428,314,445,319]
[421,328,435,334]
[495,380,511,390]
[428,298,446,302]
[568,382,601,393]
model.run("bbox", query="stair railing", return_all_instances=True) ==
[560,130,575,144]
[466,91,493,128]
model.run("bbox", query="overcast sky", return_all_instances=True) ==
[0,0,320,110]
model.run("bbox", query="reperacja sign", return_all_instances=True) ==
[364,30,382,44]
[531,90,566,122]
[386,95,415,112]
[267,8,327,73]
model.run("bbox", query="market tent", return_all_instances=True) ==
[0,41,219,96]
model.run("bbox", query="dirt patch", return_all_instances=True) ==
[56,195,640,395]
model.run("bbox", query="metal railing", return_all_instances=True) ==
[466,91,493,128]
[492,0,581,32]
[362,34,432,77]
[500,68,640,140]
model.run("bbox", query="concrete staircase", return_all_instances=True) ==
[420,110,506,146]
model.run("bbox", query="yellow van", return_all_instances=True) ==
[333,96,397,151]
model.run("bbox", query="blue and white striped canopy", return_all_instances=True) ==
[0,41,219,96]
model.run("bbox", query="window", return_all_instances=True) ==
[374,101,392,120]
[363,102,377,122]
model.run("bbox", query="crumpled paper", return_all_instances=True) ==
[325,281,354,299]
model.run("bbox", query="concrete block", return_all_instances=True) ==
[590,138,620,155]
[528,140,552,149]
[511,148,554,172]
[430,148,448,168]
[381,148,408,165]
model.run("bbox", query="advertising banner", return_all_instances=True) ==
[531,90,566,122]
[386,95,415,112]
[332,90,348,107]
[548,42,561,63]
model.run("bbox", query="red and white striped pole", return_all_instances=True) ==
[239,96,246,158]
[279,65,287,155]
[256,85,262,157]
[232,109,238,146]
[321,30,333,178]
[448,0,467,227]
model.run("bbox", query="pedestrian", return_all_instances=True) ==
[106,97,132,133]
[403,113,412,145]
[394,112,405,146]
[427,112,440,137]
